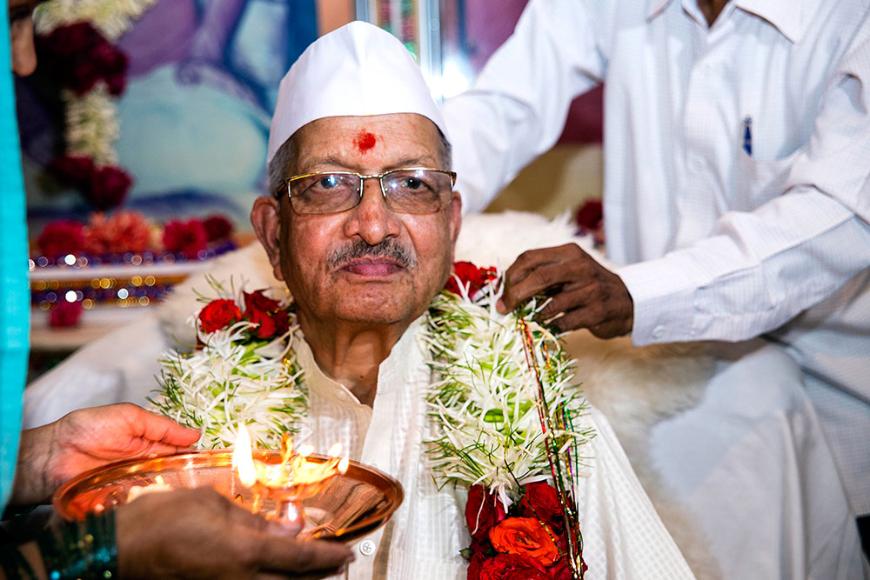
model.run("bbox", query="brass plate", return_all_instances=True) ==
[53,451,403,543]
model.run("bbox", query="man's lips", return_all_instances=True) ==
[339,259,405,277]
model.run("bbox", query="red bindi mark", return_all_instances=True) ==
[353,131,377,153]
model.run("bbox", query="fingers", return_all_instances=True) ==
[120,404,201,447]
[500,244,591,311]
[253,537,353,575]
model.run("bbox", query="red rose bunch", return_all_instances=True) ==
[197,290,290,341]
[243,290,290,340]
[203,215,235,243]
[464,482,580,580]
[198,299,242,333]
[37,22,128,96]
[83,211,155,255]
[49,300,84,328]
[444,261,498,299]
[37,220,85,259]
[162,219,208,260]
[48,155,132,211]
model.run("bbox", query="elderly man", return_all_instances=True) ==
[240,21,696,578]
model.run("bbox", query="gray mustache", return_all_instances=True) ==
[327,239,417,270]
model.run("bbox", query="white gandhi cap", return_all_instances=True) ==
[267,21,448,164]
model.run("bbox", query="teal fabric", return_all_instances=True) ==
[0,3,32,511]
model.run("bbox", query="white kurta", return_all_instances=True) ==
[293,318,694,579]
[442,0,870,517]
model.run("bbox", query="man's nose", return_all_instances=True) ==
[343,177,401,245]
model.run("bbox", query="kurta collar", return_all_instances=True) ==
[293,316,426,406]
[646,0,808,43]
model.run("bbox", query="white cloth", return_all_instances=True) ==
[292,318,695,579]
[267,21,447,163]
[442,0,870,515]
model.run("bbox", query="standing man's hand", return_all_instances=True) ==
[12,403,200,505]
[117,488,354,579]
[497,243,634,338]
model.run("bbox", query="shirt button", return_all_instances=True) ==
[359,540,376,556]
[652,325,666,340]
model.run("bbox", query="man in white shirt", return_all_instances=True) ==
[444,0,870,547]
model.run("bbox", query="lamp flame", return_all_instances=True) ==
[233,424,257,488]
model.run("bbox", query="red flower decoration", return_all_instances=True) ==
[243,290,282,314]
[203,215,234,242]
[574,199,605,246]
[163,219,208,260]
[198,299,242,333]
[445,261,498,298]
[465,485,507,541]
[242,291,289,340]
[37,220,85,259]
[48,155,95,191]
[519,482,565,531]
[38,22,129,96]
[478,554,548,580]
[88,166,132,211]
[49,300,84,328]
[83,211,155,255]
[489,517,560,567]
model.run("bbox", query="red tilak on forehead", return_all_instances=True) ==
[353,131,377,153]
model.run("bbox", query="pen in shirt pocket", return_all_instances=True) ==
[742,116,753,157]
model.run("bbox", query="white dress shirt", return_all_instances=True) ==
[443,0,870,515]
[293,319,695,579]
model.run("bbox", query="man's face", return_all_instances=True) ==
[253,113,461,329]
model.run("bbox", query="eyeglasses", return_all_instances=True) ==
[284,168,456,215]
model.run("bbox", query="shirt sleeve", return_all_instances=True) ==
[619,20,870,345]
[442,0,608,213]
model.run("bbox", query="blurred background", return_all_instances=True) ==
[17,0,602,371]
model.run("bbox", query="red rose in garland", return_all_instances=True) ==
[519,481,565,531]
[48,155,95,192]
[243,290,290,340]
[478,554,548,580]
[244,290,282,314]
[489,517,560,567]
[465,485,507,541]
[163,219,208,260]
[37,220,85,259]
[445,261,498,298]
[198,299,242,333]
[88,166,132,210]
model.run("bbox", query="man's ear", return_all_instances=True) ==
[448,190,463,245]
[250,196,285,282]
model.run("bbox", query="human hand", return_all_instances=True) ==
[12,403,199,505]
[117,488,354,579]
[497,243,634,338]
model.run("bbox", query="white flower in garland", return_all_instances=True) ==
[151,279,308,449]
[63,87,119,165]
[35,0,157,41]
[424,266,594,506]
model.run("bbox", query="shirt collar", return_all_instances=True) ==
[646,0,808,43]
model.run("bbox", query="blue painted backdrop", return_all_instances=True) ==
[16,0,318,233]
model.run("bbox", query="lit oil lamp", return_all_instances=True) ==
[232,425,349,529]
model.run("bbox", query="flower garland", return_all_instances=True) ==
[152,263,593,577]
[34,0,157,210]
[151,278,306,449]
